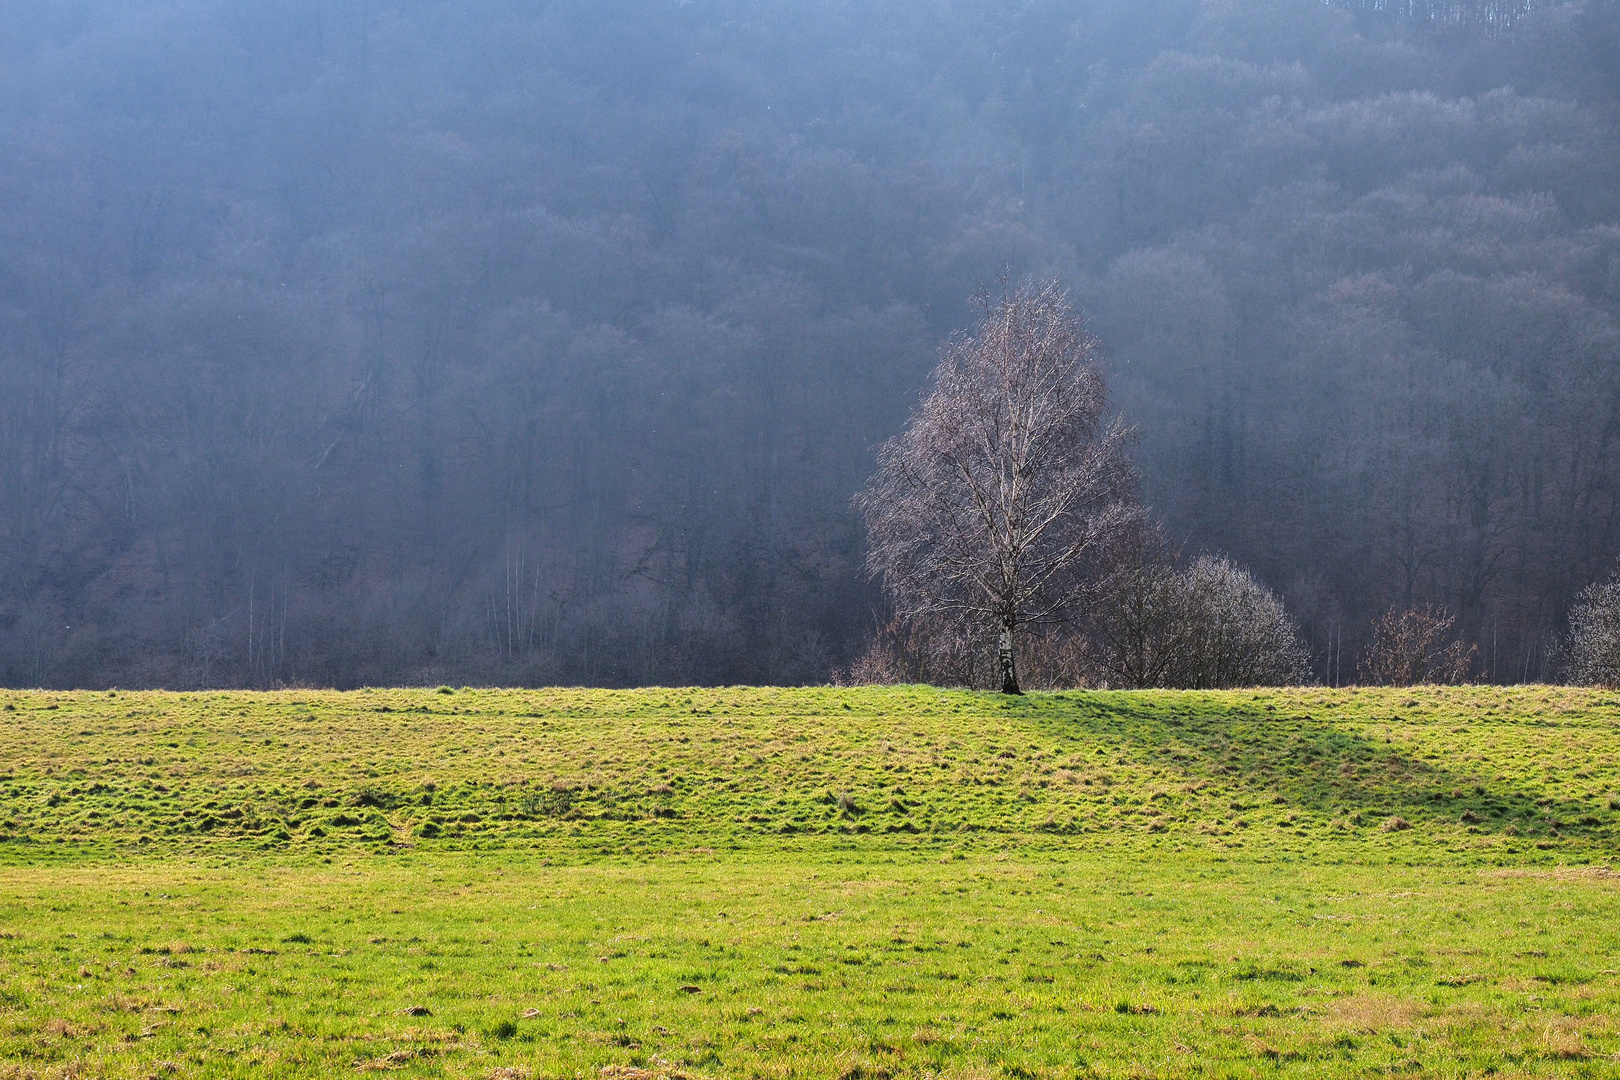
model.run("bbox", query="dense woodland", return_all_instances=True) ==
[2,0,1619,688]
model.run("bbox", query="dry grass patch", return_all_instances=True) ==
[1540,1016,1593,1060]
[598,1067,702,1080]
[1484,865,1620,885]
[354,1049,418,1071]
[1323,993,1427,1033]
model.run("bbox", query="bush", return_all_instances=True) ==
[843,613,996,689]
[1177,555,1312,689]
[1565,571,1620,688]
[1079,538,1310,689]
[1359,606,1475,686]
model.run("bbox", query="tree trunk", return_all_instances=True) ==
[998,620,1021,694]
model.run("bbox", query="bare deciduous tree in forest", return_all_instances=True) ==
[1359,606,1476,686]
[856,280,1137,694]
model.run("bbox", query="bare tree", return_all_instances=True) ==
[856,280,1137,694]
[1359,606,1476,686]
[1564,568,1620,688]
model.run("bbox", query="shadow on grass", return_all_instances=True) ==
[1039,693,1610,845]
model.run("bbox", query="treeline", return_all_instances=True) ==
[1,0,1619,688]
[1328,0,1563,31]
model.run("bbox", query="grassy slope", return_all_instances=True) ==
[3,684,1618,860]
[0,685,1617,1078]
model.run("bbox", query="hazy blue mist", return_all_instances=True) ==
[2,0,1617,687]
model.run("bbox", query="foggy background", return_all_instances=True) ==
[2,0,1618,688]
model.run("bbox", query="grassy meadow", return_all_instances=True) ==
[0,684,1617,1078]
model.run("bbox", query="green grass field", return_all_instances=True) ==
[1,685,1618,1078]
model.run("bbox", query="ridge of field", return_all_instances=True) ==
[2,686,1619,1077]
[1,685,1617,864]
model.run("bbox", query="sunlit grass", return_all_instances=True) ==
[0,685,1617,1077]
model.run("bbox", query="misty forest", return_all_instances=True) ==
[4,0,1620,691]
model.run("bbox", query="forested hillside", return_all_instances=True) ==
[2,0,1618,687]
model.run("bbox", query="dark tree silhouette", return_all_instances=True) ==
[856,281,1137,694]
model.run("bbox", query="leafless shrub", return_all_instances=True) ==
[1178,555,1312,688]
[846,612,1105,691]
[852,526,1309,691]
[1359,606,1476,686]
[1070,523,1191,689]
[1076,528,1310,688]
[1563,569,1620,688]
[843,613,992,688]
[841,635,908,688]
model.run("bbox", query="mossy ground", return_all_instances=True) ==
[0,685,1617,1077]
